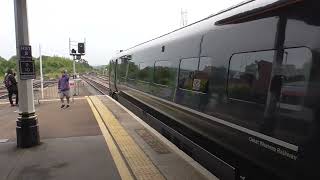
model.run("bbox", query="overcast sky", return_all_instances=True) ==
[0,0,244,66]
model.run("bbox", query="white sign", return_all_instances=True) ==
[192,79,201,91]
[69,80,75,88]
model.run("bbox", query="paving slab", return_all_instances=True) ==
[0,99,101,141]
[0,98,121,180]
[0,105,19,141]
[37,99,101,139]
[0,136,121,180]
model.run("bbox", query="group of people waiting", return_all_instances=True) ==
[3,69,71,108]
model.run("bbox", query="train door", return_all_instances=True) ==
[109,60,117,93]
[116,56,130,88]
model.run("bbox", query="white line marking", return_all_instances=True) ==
[38,97,86,102]
[123,88,299,152]
[0,102,10,105]
[0,139,9,143]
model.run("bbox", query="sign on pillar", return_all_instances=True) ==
[19,45,36,80]
[16,45,40,148]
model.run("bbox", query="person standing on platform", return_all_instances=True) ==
[3,69,18,107]
[58,70,70,108]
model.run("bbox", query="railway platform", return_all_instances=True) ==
[0,94,216,180]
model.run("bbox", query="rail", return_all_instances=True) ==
[95,75,109,82]
[81,75,109,95]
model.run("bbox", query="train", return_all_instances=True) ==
[107,0,320,179]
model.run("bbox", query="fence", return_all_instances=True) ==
[33,79,81,104]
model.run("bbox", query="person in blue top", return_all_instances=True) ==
[58,70,70,108]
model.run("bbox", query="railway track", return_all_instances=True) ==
[0,80,57,99]
[95,75,109,82]
[81,75,110,95]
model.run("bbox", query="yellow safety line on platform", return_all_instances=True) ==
[86,96,134,180]
[89,96,165,180]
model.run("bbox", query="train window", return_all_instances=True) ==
[154,60,175,86]
[127,61,139,80]
[117,57,128,81]
[196,57,212,92]
[109,60,116,80]
[279,47,312,110]
[179,58,198,90]
[199,57,213,71]
[178,57,211,93]
[137,62,153,82]
[228,51,275,104]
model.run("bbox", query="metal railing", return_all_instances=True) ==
[33,80,58,103]
[0,79,81,104]
[33,80,81,104]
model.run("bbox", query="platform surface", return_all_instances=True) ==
[0,94,216,180]
[0,98,121,180]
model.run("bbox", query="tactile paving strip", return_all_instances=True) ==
[90,96,165,180]
[135,128,170,154]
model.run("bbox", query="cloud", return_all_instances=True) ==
[0,0,243,65]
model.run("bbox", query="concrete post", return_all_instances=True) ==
[73,56,76,79]
[14,0,40,148]
[39,45,44,99]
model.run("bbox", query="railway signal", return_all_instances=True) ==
[78,43,85,54]
[71,48,76,54]
[69,38,86,80]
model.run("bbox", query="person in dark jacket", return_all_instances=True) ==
[58,70,70,108]
[3,69,18,106]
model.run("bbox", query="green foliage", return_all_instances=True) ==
[8,56,18,62]
[0,56,6,62]
[117,63,127,78]
[94,65,109,75]
[228,84,251,99]
[0,56,16,81]
[0,55,94,80]
[138,66,153,82]
[127,62,138,79]
[34,56,93,79]
[154,67,176,86]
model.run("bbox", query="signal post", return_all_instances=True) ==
[69,40,85,96]
[14,0,40,148]
[69,39,86,79]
